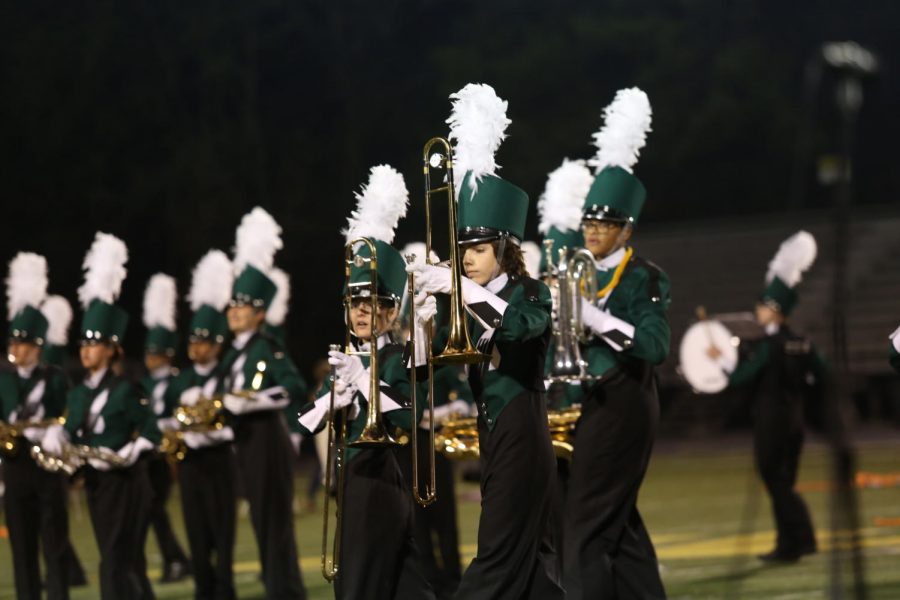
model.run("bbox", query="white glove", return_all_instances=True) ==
[116,437,154,467]
[297,378,356,432]
[223,391,288,415]
[328,351,367,389]
[41,424,68,456]
[183,431,214,449]
[414,292,438,325]
[88,447,117,471]
[580,298,635,351]
[406,263,452,295]
[421,399,471,427]
[23,427,46,444]
[157,417,179,432]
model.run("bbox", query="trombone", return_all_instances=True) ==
[422,137,486,366]
[321,238,401,582]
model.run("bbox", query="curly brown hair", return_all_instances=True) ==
[492,240,528,279]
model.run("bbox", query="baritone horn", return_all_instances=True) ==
[544,239,598,381]
[422,137,486,366]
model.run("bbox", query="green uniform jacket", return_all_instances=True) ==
[728,332,829,388]
[890,342,900,373]
[163,365,222,411]
[64,371,161,450]
[582,254,671,378]
[141,370,179,419]
[219,331,307,410]
[434,275,552,432]
[0,365,68,423]
[431,364,474,408]
[302,336,427,463]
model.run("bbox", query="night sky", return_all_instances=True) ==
[2,0,898,378]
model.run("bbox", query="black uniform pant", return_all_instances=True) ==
[454,391,565,600]
[145,453,189,565]
[84,462,154,600]
[179,443,237,600]
[335,447,435,600]
[754,410,816,554]
[3,452,70,600]
[234,410,306,599]
[564,370,666,600]
[397,432,463,599]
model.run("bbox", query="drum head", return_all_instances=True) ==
[679,320,738,394]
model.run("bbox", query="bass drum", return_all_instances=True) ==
[678,312,762,394]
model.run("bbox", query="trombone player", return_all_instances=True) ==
[407,84,564,599]
[297,165,435,600]
[1,253,72,600]
[562,88,669,599]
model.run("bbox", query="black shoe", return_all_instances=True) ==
[758,544,816,563]
[160,561,192,583]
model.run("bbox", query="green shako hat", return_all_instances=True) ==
[187,249,233,343]
[537,159,592,273]
[77,233,130,344]
[447,83,528,245]
[583,88,652,225]
[143,273,178,356]
[760,231,817,316]
[6,252,49,343]
[264,267,290,344]
[40,295,73,366]
[343,164,410,302]
[231,207,283,310]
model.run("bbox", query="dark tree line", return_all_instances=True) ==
[1,0,897,373]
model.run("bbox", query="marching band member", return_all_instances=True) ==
[164,249,238,599]
[536,158,594,571]
[139,274,191,583]
[563,88,669,599]
[220,207,307,599]
[1,253,71,600]
[297,165,434,600]
[408,84,565,599]
[39,294,89,588]
[707,231,822,562]
[42,232,161,599]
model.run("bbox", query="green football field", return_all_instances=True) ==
[2,434,899,599]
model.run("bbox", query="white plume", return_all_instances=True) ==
[401,242,440,266]
[233,207,283,275]
[143,274,177,331]
[344,164,409,244]
[766,231,818,287]
[588,87,653,174]
[537,159,593,234]
[447,83,511,190]
[77,232,128,309]
[188,250,233,312]
[521,241,542,278]
[6,252,48,319]
[41,295,73,346]
[266,268,291,326]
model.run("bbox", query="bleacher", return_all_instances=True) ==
[633,206,900,391]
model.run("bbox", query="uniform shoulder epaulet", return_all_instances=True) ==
[510,274,543,303]
[256,331,288,360]
[624,255,664,303]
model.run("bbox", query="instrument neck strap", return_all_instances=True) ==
[596,247,634,299]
